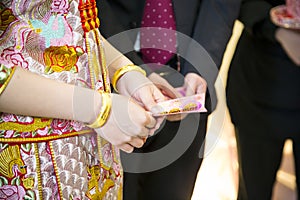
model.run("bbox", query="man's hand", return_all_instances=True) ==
[148,72,182,99]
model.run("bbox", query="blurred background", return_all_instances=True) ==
[190,21,297,200]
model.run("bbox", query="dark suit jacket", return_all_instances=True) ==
[226,0,300,135]
[96,2,240,199]
[98,0,240,111]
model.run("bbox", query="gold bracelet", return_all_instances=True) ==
[86,92,112,129]
[111,64,146,92]
[0,65,16,95]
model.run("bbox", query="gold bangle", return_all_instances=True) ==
[86,92,112,129]
[111,64,146,92]
[0,65,16,95]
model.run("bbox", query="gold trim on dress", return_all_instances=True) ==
[49,141,63,199]
[97,135,110,171]
[0,118,52,132]
[0,130,91,143]
[0,66,16,95]
[34,143,43,198]
[94,30,110,93]
[84,34,95,89]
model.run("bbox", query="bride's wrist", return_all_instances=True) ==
[112,64,146,93]
[85,91,112,128]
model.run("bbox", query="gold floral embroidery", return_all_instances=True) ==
[43,45,83,74]
[0,130,91,143]
[0,145,26,178]
[102,179,115,198]
[86,165,115,199]
[0,117,52,132]
[22,177,35,189]
[0,8,16,32]
[86,165,101,199]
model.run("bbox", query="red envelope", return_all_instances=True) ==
[151,92,207,116]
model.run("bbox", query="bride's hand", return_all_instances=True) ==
[95,93,157,153]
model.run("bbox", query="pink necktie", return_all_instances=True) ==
[140,0,177,66]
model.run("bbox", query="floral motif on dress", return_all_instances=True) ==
[0,6,16,33]
[0,0,123,199]
[44,45,83,74]
[0,0,87,140]
[0,145,37,200]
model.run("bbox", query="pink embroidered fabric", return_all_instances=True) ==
[0,0,122,199]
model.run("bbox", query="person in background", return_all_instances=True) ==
[98,0,240,199]
[0,0,165,199]
[226,0,300,199]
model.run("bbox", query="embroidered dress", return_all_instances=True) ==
[0,0,122,199]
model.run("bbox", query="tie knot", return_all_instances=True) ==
[141,0,176,29]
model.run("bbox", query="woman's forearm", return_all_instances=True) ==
[101,35,134,79]
[0,67,101,124]
[0,34,140,124]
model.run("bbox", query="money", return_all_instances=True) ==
[151,93,207,116]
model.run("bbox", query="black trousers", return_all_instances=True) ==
[236,125,300,200]
[122,114,208,200]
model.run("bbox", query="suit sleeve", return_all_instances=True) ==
[181,0,241,76]
[179,0,241,113]
[239,0,278,43]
